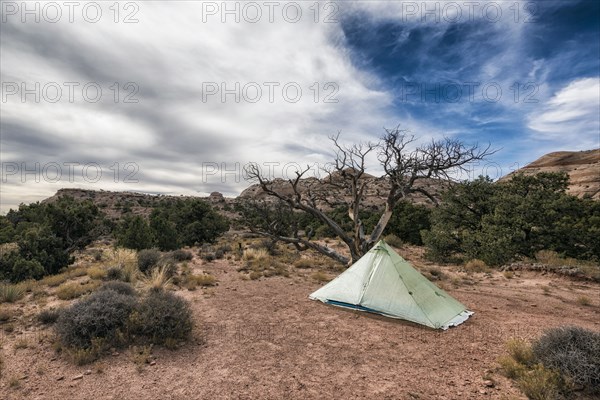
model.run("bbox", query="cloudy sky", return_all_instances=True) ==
[1,0,599,213]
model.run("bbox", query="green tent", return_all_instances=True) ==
[309,240,473,330]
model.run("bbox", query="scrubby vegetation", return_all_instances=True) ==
[129,198,229,251]
[128,290,193,347]
[499,326,600,398]
[0,196,105,282]
[423,173,600,267]
[55,284,193,363]
[1,195,229,283]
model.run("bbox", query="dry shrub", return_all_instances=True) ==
[128,290,193,346]
[0,307,13,322]
[137,249,161,274]
[531,326,600,394]
[293,259,313,269]
[427,267,445,281]
[535,250,570,266]
[56,289,137,351]
[464,259,490,273]
[169,249,193,262]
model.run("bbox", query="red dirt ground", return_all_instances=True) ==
[1,251,599,400]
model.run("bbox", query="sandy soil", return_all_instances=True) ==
[1,251,599,400]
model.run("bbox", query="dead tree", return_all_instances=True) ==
[243,127,496,265]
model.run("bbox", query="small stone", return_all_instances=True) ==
[19,375,29,380]
[483,380,494,388]
[72,374,84,381]
[50,357,57,362]
[149,361,156,366]
[479,389,487,395]
[530,304,538,307]
[56,376,65,381]
[84,370,92,375]
[112,352,119,356]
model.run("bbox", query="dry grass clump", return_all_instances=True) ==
[505,338,535,365]
[107,248,139,283]
[0,283,25,303]
[185,274,217,290]
[55,281,100,300]
[249,271,262,280]
[130,345,153,372]
[140,265,173,292]
[534,250,600,280]
[464,259,491,273]
[87,266,107,280]
[311,271,331,283]
[37,308,62,325]
[0,306,14,322]
[66,266,88,278]
[40,273,69,287]
[242,248,269,262]
[238,249,289,279]
[576,295,591,306]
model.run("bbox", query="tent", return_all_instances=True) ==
[309,240,473,330]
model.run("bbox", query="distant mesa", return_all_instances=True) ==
[501,149,600,200]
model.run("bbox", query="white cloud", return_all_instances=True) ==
[527,77,600,148]
[0,2,397,212]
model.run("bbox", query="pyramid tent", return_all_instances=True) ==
[309,240,473,330]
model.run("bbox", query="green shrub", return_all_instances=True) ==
[129,290,193,345]
[37,308,62,325]
[532,326,600,393]
[137,249,161,274]
[97,281,136,297]
[117,215,153,250]
[384,200,431,245]
[384,234,403,248]
[55,289,137,350]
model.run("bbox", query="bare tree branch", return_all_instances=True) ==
[241,127,497,265]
